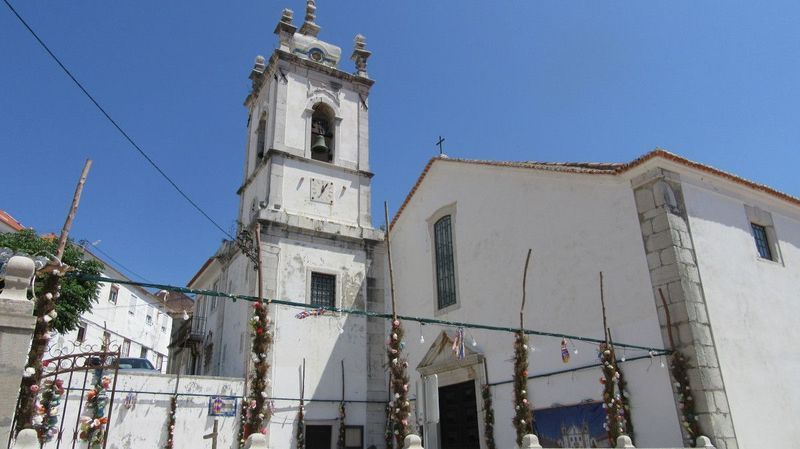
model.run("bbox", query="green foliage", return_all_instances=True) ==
[0,229,103,333]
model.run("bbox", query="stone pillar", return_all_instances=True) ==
[366,244,389,448]
[0,256,37,445]
[632,169,737,449]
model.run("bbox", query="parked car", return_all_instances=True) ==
[117,357,158,371]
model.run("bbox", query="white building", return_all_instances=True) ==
[174,3,387,448]
[47,247,174,372]
[174,3,800,449]
[0,211,174,372]
[388,151,800,449]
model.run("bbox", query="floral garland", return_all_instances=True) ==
[383,401,394,449]
[336,401,346,449]
[481,384,497,449]
[598,342,632,442]
[386,319,411,447]
[295,401,306,449]
[237,397,248,449]
[670,351,701,443]
[163,395,177,449]
[243,299,273,439]
[33,378,64,443]
[512,331,533,446]
[79,369,110,447]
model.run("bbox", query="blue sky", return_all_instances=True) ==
[2,1,799,287]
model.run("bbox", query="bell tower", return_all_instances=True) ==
[232,2,386,447]
[238,1,376,233]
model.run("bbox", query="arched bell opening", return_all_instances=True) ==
[310,103,335,163]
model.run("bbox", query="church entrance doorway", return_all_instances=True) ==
[438,380,480,449]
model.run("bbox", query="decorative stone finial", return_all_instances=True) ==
[402,434,423,449]
[11,429,39,449]
[243,433,268,449]
[615,435,635,448]
[350,34,372,78]
[695,436,716,448]
[254,55,266,68]
[274,8,297,50]
[299,0,320,37]
[0,255,35,302]
[521,434,543,448]
[281,8,293,24]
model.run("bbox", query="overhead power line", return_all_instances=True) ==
[2,0,235,241]
[72,273,672,355]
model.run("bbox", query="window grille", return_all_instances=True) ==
[434,215,457,309]
[751,223,773,260]
[310,272,336,308]
[108,285,119,304]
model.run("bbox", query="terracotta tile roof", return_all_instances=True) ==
[0,210,25,231]
[389,149,800,229]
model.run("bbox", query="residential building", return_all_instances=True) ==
[0,210,25,233]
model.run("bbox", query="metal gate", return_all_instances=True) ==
[10,344,121,449]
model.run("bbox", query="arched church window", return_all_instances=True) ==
[310,103,334,163]
[256,114,267,159]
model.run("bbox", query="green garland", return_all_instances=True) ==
[512,331,533,446]
[386,319,411,447]
[163,395,177,449]
[670,351,701,443]
[244,299,273,439]
[481,384,497,449]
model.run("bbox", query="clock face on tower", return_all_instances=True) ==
[310,178,334,204]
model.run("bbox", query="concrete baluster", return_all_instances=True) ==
[403,434,424,449]
[695,436,716,448]
[521,434,542,448]
[244,433,268,449]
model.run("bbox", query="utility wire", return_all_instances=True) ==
[71,273,672,355]
[80,240,154,283]
[2,0,235,241]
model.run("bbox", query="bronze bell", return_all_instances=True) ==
[311,133,328,153]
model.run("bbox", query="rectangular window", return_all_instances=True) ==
[306,425,332,449]
[434,215,457,309]
[146,306,154,325]
[140,346,149,359]
[310,272,336,308]
[129,294,138,315]
[751,223,773,260]
[345,426,364,449]
[122,339,131,357]
[76,323,87,343]
[156,354,164,371]
[102,331,111,347]
[108,285,119,304]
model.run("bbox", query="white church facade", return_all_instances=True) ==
[171,2,800,449]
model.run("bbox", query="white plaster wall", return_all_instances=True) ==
[279,157,362,226]
[43,372,243,449]
[683,180,800,449]
[282,71,361,164]
[390,161,683,448]
[268,236,370,447]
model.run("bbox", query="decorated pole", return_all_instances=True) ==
[243,221,274,439]
[337,360,346,449]
[597,272,633,442]
[15,159,92,438]
[659,288,701,443]
[164,371,179,449]
[384,202,411,447]
[296,359,306,449]
[512,249,534,446]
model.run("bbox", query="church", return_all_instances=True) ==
[170,2,800,449]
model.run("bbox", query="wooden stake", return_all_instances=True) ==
[519,249,532,329]
[658,288,677,351]
[599,272,609,343]
[56,159,92,260]
[384,202,397,319]
[255,221,264,301]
